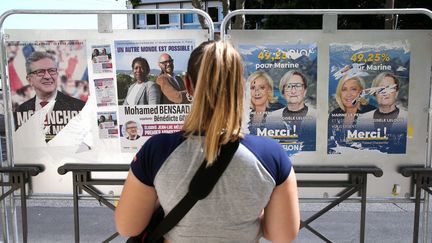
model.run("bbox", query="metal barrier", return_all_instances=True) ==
[296,166,383,243]
[56,163,383,243]
[0,164,44,243]
[399,165,432,243]
[58,163,128,243]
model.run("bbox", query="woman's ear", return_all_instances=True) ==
[184,74,194,96]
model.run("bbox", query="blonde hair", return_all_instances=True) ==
[247,70,278,109]
[182,41,244,165]
[335,75,367,111]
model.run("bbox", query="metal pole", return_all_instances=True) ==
[73,173,80,243]
[19,173,28,243]
[0,16,15,243]
[0,128,9,242]
[0,183,9,243]
[360,175,367,243]
[384,0,395,29]
[414,176,422,243]
[422,52,432,243]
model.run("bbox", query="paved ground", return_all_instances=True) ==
[0,200,429,243]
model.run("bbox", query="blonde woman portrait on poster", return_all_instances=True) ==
[248,70,282,125]
[328,75,375,148]
[329,75,375,128]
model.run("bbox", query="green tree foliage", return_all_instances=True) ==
[244,0,431,29]
[116,73,133,104]
[129,0,141,8]
[395,0,432,29]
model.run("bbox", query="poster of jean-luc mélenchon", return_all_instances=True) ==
[328,41,410,154]
[6,40,89,146]
[238,43,317,156]
[114,39,194,152]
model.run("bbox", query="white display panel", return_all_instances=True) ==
[4,29,209,194]
[228,29,432,197]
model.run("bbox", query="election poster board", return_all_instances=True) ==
[328,41,410,154]
[2,27,429,198]
[6,40,89,145]
[114,39,194,152]
[238,43,317,156]
[2,29,209,194]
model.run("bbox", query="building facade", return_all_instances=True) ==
[127,0,224,31]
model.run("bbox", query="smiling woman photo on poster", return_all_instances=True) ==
[123,57,161,105]
[248,70,282,127]
[328,75,375,145]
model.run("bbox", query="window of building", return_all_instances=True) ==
[159,14,169,25]
[208,7,219,22]
[147,14,156,25]
[183,14,194,24]
[169,14,180,25]
[135,14,156,29]
[136,14,145,26]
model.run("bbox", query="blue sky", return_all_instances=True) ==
[0,0,127,29]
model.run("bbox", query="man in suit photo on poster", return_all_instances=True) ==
[124,120,141,141]
[156,53,191,104]
[14,51,86,141]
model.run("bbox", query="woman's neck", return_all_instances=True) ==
[254,104,267,112]
[345,106,358,114]
[287,103,304,112]
[136,78,147,84]
[379,104,396,114]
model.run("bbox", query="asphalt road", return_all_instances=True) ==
[0,201,429,243]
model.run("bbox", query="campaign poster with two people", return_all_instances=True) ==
[238,43,317,156]
[114,39,194,152]
[328,41,410,154]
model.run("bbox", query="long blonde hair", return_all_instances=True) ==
[182,40,244,165]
